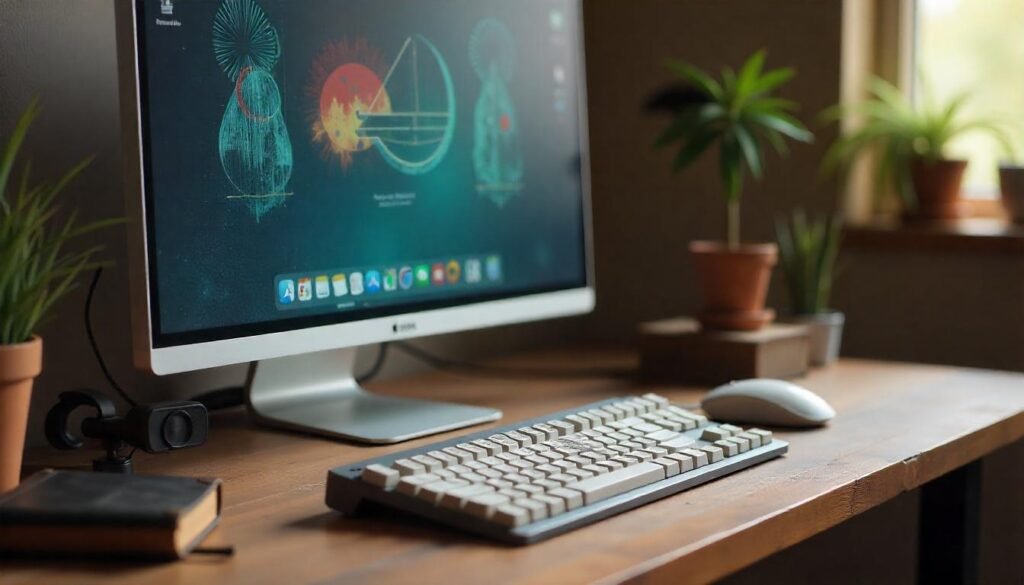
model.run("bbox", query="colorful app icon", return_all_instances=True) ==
[277,279,295,305]
[350,272,364,296]
[398,266,414,290]
[332,274,348,297]
[465,259,482,284]
[415,264,431,288]
[486,256,502,281]
[297,277,313,301]
[383,268,398,292]
[315,275,330,299]
[365,270,382,294]
[431,263,446,286]
[446,260,461,284]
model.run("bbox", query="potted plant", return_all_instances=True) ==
[823,77,1014,220]
[653,50,813,331]
[0,100,119,492]
[999,164,1024,223]
[775,210,844,365]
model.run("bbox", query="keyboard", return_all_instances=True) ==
[326,393,787,544]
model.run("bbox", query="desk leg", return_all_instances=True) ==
[917,460,981,585]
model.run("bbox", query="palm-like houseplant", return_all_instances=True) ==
[653,50,813,331]
[0,99,121,492]
[822,77,1014,219]
[776,210,844,365]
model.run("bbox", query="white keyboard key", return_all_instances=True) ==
[653,457,681,476]
[565,414,590,431]
[720,424,744,436]
[646,429,680,442]
[642,393,669,406]
[547,488,584,510]
[714,439,739,457]
[548,420,576,436]
[531,494,567,516]
[631,422,664,434]
[680,448,710,467]
[491,505,531,527]
[393,459,426,476]
[505,430,532,447]
[660,436,696,453]
[439,484,495,510]
[361,464,400,489]
[601,404,627,420]
[514,498,549,522]
[700,444,725,463]
[412,455,443,473]
[442,447,474,464]
[533,424,560,440]
[427,450,458,467]
[666,452,695,473]
[737,431,762,448]
[464,493,511,518]
[566,462,666,505]
[701,427,731,442]
[417,480,466,505]
[725,436,750,453]
[397,473,441,496]
[614,401,638,417]
[749,428,773,445]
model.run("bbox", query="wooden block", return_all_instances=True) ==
[639,317,811,385]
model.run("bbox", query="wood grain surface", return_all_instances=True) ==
[3,348,1024,585]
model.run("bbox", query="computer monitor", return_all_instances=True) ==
[115,0,593,443]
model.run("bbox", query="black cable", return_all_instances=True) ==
[356,342,389,385]
[393,341,634,380]
[85,268,138,407]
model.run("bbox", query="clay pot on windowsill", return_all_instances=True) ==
[0,336,42,493]
[780,311,845,366]
[906,157,969,221]
[690,241,777,332]
[999,164,1024,223]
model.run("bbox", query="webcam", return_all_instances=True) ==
[45,389,208,473]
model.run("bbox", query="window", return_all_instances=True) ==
[915,0,1024,199]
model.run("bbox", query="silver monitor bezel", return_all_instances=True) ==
[115,0,595,375]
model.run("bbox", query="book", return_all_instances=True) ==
[640,317,811,384]
[0,469,221,560]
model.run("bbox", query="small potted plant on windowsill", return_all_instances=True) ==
[0,99,120,493]
[775,210,844,365]
[651,50,813,331]
[823,77,1014,221]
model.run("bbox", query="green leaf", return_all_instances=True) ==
[671,127,721,172]
[665,60,723,101]
[749,112,813,143]
[734,126,762,179]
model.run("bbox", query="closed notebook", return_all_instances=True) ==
[0,469,221,560]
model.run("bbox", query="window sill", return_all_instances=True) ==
[844,217,1024,255]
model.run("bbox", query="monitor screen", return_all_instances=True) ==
[134,0,588,348]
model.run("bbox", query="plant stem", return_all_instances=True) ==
[727,199,740,249]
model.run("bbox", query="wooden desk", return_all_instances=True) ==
[4,349,1024,585]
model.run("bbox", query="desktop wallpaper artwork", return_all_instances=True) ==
[140,0,586,341]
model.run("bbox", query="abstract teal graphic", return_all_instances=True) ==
[356,35,456,175]
[213,0,293,221]
[469,19,523,207]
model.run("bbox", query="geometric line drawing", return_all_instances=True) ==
[469,19,523,207]
[213,0,293,221]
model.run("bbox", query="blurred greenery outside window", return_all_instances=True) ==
[916,0,1024,200]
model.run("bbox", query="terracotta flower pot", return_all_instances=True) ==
[0,336,42,493]
[908,158,968,220]
[690,241,777,331]
[999,164,1024,223]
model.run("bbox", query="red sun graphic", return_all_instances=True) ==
[308,39,391,168]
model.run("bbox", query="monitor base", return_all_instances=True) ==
[245,346,502,444]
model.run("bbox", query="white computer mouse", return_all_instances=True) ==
[701,379,836,428]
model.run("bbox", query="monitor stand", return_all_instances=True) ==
[245,346,502,444]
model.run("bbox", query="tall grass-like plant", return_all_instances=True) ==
[0,99,121,345]
[775,210,842,315]
[822,76,1014,208]
[654,50,813,249]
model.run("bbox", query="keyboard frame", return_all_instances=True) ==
[326,397,789,544]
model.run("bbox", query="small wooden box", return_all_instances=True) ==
[639,317,811,385]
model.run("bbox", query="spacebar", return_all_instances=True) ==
[565,462,666,506]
